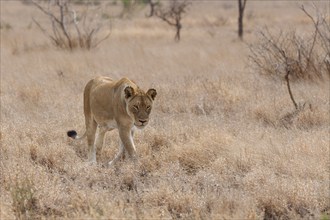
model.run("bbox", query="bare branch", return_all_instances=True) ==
[32,0,111,50]
[93,32,111,48]
[301,5,330,54]
[31,0,61,25]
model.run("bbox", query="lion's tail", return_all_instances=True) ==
[67,130,87,140]
[67,79,95,141]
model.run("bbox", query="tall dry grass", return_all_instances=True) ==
[1,1,329,219]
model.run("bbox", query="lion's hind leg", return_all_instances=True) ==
[94,125,110,161]
[87,119,97,163]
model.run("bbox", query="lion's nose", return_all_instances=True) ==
[139,119,148,124]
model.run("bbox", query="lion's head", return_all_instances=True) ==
[124,86,157,129]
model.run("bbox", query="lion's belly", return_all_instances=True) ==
[106,120,118,129]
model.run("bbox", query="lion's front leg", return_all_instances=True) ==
[108,140,125,167]
[108,127,135,166]
[120,126,137,155]
[121,129,135,160]
[120,127,137,159]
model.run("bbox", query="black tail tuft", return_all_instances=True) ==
[67,130,77,139]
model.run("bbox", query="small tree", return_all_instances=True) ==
[249,5,329,113]
[155,0,190,41]
[32,0,111,50]
[238,0,247,40]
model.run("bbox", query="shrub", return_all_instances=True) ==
[249,6,329,82]
[32,0,111,50]
[249,5,329,112]
[249,28,328,82]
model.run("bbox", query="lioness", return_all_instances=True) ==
[67,76,157,166]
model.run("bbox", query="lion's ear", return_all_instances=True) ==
[124,86,134,99]
[147,88,157,100]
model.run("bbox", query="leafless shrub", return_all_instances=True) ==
[154,0,190,41]
[249,5,329,112]
[250,6,329,82]
[249,29,327,82]
[31,0,111,50]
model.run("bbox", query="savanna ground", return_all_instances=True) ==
[1,1,329,219]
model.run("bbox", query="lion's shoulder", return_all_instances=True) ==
[114,77,136,88]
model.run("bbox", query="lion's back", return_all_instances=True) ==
[85,77,136,122]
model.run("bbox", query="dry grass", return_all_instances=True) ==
[1,1,329,219]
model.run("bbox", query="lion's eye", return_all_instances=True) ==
[133,105,139,111]
[146,106,151,110]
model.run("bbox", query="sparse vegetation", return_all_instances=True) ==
[249,5,329,126]
[31,0,111,50]
[249,5,329,82]
[249,29,328,82]
[1,1,329,219]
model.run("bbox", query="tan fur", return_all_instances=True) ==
[68,76,157,165]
